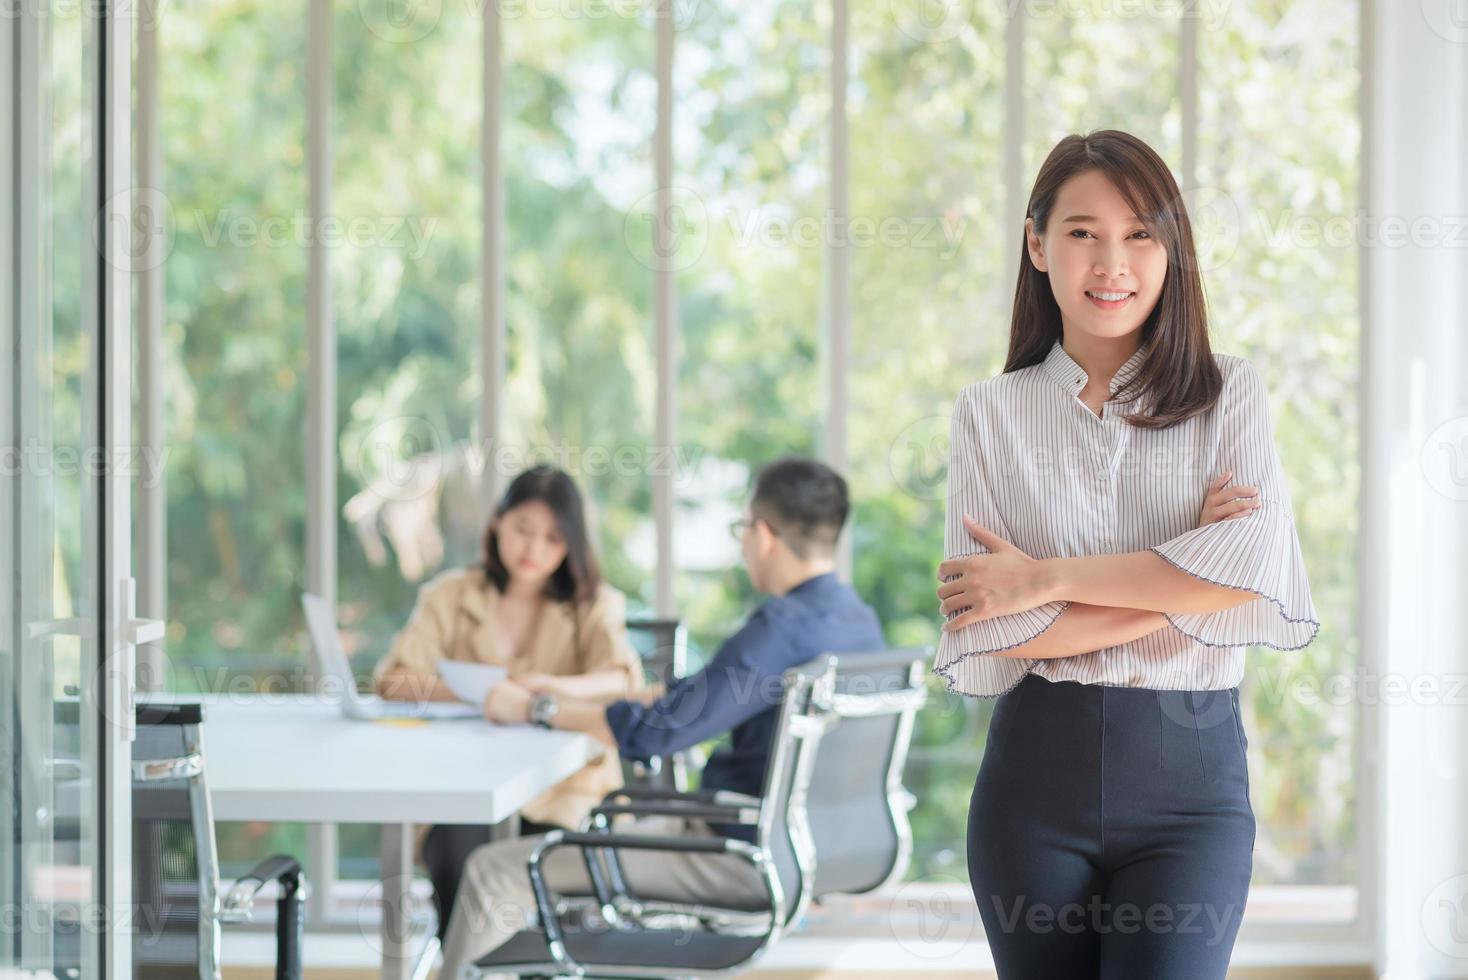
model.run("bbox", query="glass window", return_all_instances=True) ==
[160,0,310,876]
[674,0,828,661]
[161,0,309,690]
[1199,0,1360,895]
[499,13,659,613]
[847,0,1010,882]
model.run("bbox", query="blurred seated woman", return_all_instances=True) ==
[372,464,642,940]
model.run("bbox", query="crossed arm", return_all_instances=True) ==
[952,550,1257,662]
[936,476,1262,662]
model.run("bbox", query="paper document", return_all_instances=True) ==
[436,660,508,707]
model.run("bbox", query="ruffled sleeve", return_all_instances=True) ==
[1149,358,1321,650]
[933,384,1071,699]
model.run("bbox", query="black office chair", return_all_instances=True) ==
[464,655,838,977]
[594,646,928,937]
[464,646,929,977]
[808,647,928,898]
[131,701,305,980]
[622,617,697,792]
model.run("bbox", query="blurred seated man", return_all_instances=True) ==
[438,456,885,977]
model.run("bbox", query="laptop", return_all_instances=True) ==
[301,592,481,721]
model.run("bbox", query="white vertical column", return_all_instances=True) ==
[1178,2,1196,193]
[305,0,335,616]
[1362,1,1468,976]
[99,0,136,970]
[304,0,338,926]
[653,0,676,616]
[481,0,505,514]
[1002,2,1025,295]
[826,0,851,580]
[136,0,166,693]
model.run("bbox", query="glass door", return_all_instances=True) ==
[3,0,137,973]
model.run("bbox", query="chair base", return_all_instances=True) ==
[471,925,770,977]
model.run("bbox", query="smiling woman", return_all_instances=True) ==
[938,130,1320,979]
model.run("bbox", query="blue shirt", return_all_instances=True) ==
[604,572,885,841]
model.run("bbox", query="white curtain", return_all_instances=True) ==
[1365,3,1468,977]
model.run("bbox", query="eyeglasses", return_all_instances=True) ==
[729,516,784,541]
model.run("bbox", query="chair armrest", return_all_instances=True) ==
[590,802,760,825]
[220,854,303,924]
[221,855,305,980]
[524,830,783,975]
[601,786,762,808]
[601,785,720,805]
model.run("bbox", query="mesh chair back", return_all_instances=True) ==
[131,703,220,980]
[622,618,689,791]
[752,656,837,929]
[806,649,927,897]
[623,618,686,689]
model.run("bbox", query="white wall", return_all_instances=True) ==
[1364,3,1468,977]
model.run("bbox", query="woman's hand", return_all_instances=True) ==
[484,678,533,725]
[515,672,571,698]
[1199,470,1260,526]
[936,515,1057,633]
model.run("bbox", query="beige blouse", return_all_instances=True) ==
[373,566,643,830]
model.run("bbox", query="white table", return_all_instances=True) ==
[178,693,601,979]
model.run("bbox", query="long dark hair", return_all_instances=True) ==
[1007,129,1223,429]
[482,465,601,604]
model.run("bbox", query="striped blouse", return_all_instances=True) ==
[934,338,1321,698]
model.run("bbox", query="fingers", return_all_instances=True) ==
[941,608,982,633]
[1209,469,1233,492]
[963,515,1010,552]
[1206,483,1259,506]
[939,594,972,617]
[1218,497,1262,519]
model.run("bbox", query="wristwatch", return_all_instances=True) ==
[528,693,560,728]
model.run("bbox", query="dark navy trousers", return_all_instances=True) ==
[967,673,1256,979]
